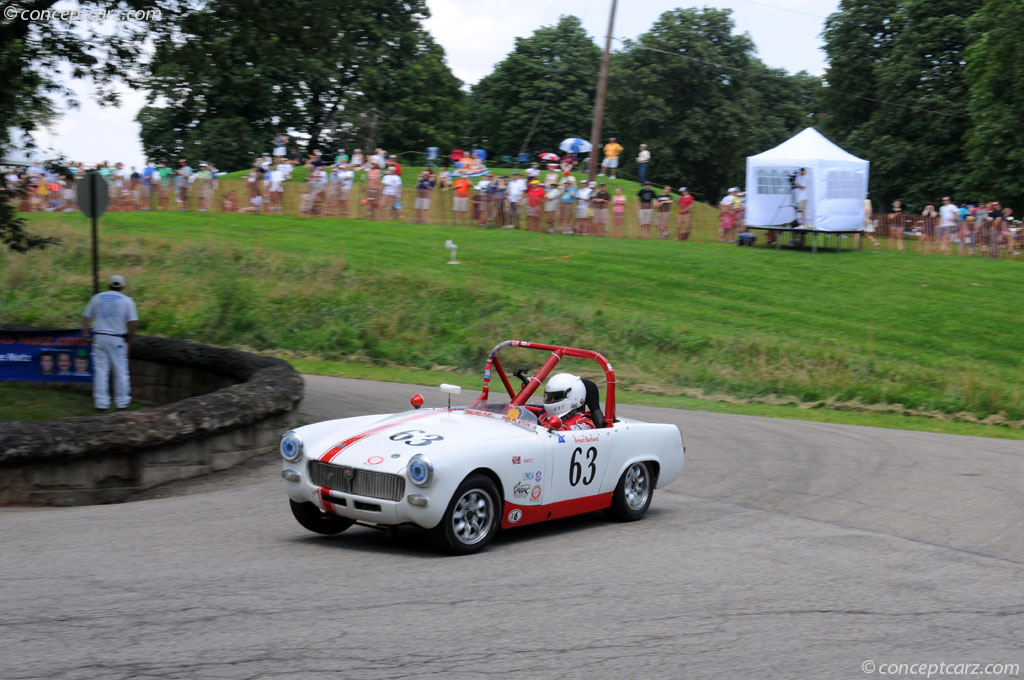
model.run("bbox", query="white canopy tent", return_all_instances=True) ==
[744,128,869,232]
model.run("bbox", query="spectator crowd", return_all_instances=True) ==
[3,133,1018,256]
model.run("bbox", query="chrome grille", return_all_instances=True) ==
[308,461,405,502]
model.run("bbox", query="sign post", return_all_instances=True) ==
[76,171,109,295]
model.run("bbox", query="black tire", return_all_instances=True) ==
[290,500,354,535]
[605,461,654,522]
[434,474,501,555]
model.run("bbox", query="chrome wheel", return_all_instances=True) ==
[623,463,651,511]
[451,488,494,546]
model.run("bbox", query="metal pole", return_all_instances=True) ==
[90,172,99,295]
[587,0,618,185]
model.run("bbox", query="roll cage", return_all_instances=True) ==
[476,340,616,424]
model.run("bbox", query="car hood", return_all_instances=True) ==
[295,408,538,475]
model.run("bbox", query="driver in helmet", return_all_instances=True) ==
[539,373,594,430]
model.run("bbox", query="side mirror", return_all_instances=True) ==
[545,415,562,431]
[410,394,424,409]
[440,383,461,394]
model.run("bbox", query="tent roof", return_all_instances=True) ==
[748,127,866,165]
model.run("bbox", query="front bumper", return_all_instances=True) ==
[283,459,446,529]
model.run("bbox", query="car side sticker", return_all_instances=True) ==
[388,429,444,446]
[569,446,598,486]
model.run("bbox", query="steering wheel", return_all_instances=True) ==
[513,368,530,390]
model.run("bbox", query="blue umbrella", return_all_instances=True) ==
[559,138,592,154]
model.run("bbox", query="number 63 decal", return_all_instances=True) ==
[389,429,444,446]
[569,446,598,486]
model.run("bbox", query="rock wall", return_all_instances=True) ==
[0,335,303,505]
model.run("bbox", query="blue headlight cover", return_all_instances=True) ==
[407,454,433,486]
[280,431,303,462]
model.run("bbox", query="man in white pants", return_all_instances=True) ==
[82,275,139,411]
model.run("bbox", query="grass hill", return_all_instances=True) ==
[7,211,1024,437]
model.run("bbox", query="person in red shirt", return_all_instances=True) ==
[538,373,594,431]
[526,180,545,231]
[452,174,472,225]
[676,187,695,240]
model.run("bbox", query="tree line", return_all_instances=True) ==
[3,1,1022,226]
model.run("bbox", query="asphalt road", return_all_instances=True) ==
[1,375,1021,680]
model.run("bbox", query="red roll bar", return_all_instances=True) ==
[478,340,617,423]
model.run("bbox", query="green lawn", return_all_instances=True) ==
[0,383,146,421]
[6,211,1024,434]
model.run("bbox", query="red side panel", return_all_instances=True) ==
[501,492,614,529]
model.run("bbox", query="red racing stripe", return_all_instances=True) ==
[319,488,336,514]
[319,410,439,463]
[501,492,614,529]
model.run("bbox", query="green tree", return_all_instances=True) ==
[821,0,980,207]
[467,16,601,157]
[138,0,462,167]
[0,0,170,251]
[963,0,1024,209]
[604,7,819,198]
[820,0,900,141]
[344,28,465,154]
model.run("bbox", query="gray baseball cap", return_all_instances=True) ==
[109,275,125,289]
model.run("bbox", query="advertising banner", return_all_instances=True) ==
[0,329,93,383]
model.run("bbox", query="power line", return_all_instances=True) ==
[732,0,829,20]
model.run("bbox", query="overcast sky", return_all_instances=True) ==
[30,0,839,169]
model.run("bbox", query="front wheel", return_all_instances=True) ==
[605,461,654,522]
[290,500,354,535]
[435,474,501,555]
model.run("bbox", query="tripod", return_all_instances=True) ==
[770,182,801,228]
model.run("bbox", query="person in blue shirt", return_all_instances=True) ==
[559,181,577,233]
[141,161,156,209]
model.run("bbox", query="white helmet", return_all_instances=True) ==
[543,373,586,418]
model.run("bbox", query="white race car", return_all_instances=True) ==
[281,340,685,554]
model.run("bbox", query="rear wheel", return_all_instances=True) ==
[290,500,354,535]
[435,474,501,555]
[605,461,654,521]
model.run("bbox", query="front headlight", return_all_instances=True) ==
[280,431,304,462]
[407,454,433,487]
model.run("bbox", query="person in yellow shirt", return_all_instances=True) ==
[599,137,624,179]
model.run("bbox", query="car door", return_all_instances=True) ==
[546,427,614,505]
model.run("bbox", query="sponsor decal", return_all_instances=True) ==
[531,485,543,501]
[523,457,535,464]
[573,434,600,444]
[389,430,444,446]
[505,407,521,421]
[513,481,531,498]
[512,456,521,465]
[556,433,566,443]
[366,456,384,465]
[507,509,522,524]
[535,470,542,482]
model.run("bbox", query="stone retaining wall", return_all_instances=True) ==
[0,335,303,505]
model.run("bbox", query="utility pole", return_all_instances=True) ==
[587,0,618,185]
